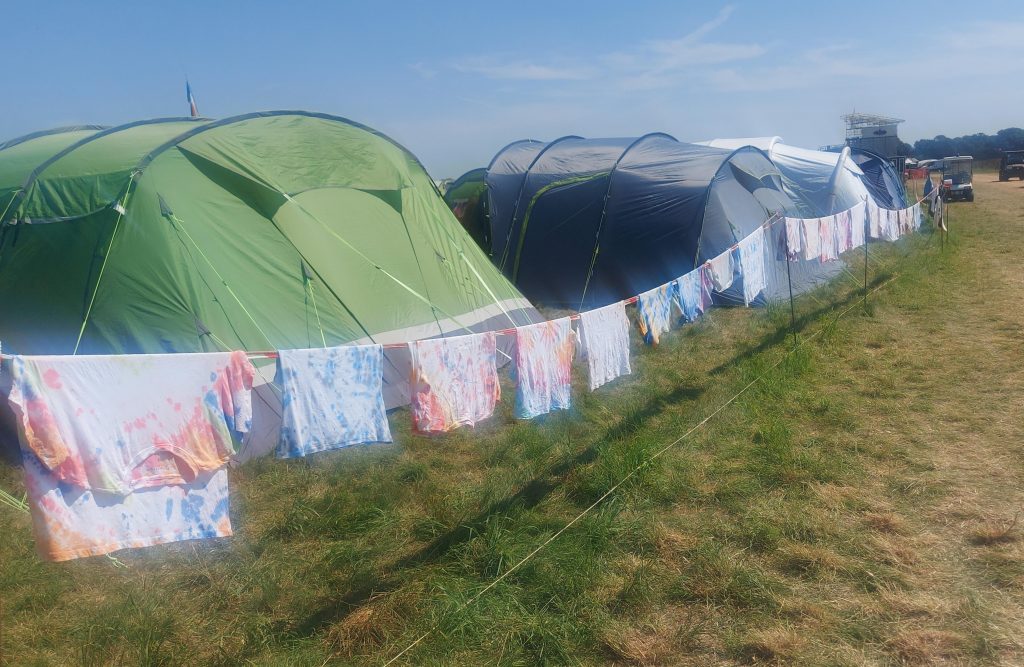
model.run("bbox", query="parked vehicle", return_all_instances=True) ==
[999,150,1024,181]
[941,156,974,202]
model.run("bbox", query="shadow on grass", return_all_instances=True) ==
[706,269,896,377]
[289,381,704,638]
[287,253,907,636]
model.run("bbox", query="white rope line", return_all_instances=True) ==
[382,271,903,665]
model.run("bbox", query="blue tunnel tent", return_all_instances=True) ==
[482,134,840,309]
[698,137,873,218]
[842,147,908,210]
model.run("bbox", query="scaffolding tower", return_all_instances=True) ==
[842,112,905,157]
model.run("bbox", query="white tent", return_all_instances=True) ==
[697,137,871,217]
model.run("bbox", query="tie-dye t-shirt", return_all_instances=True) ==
[7,352,254,496]
[819,216,838,262]
[705,250,736,293]
[850,202,867,249]
[867,201,883,239]
[277,344,392,458]
[884,205,895,238]
[801,217,821,261]
[578,301,631,391]
[409,332,500,433]
[513,318,575,419]
[20,450,232,562]
[835,210,853,254]
[636,282,676,345]
[737,227,767,306]
[783,217,803,260]
[675,266,713,323]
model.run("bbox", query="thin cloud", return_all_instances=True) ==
[452,60,596,81]
[449,4,764,87]
[642,4,764,68]
[708,20,1024,94]
[409,62,438,79]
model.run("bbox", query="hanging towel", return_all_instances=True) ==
[737,227,767,306]
[913,203,922,230]
[579,301,631,391]
[801,217,821,261]
[513,318,574,419]
[705,249,736,292]
[409,332,500,433]
[675,266,712,323]
[636,282,676,345]
[277,344,392,458]
[7,352,254,496]
[819,216,838,262]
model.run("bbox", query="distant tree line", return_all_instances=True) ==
[910,128,1024,160]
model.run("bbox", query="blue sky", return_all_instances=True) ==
[4,1,1022,177]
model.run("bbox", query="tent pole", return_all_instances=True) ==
[782,214,797,349]
[73,180,135,355]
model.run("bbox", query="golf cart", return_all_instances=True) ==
[941,156,974,202]
[999,150,1024,181]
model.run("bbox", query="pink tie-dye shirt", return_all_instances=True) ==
[7,351,254,561]
[409,332,500,433]
[8,352,254,495]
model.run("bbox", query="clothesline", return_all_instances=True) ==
[244,212,789,359]
[0,190,934,563]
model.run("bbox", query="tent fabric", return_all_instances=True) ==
[0,126,106,213]
[844,147,907,210]
[0,111,539,411]
[698,137,873,217]
[478,135,834,309]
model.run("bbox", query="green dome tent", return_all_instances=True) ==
[0,112,538,417]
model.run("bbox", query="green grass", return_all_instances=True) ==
[2,175,1023,665]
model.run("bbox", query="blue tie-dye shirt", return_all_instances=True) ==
[277,344,392,458]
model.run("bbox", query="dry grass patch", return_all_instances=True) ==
[875,585,952,619]
[652,520,700,559]
[734,626,806,664]
[967,513,1020,546]
[775,542,845,577]
[601,611,702,665]
[863,510,906,535]
[324,589,415,658]
[887,628,964,665]
[869,534,920,569]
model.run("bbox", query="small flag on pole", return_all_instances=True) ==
[186,80,199,118]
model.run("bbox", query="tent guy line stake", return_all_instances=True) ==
[382,270,903,666]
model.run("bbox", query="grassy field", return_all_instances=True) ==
[1,174,1022,665]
